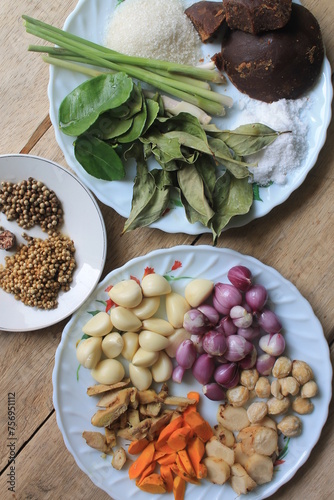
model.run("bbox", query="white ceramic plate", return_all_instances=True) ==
[53,245,332,500]
[0,154,107,331]
[48,0,333,235]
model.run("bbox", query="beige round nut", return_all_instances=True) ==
[292,396,314,415]
[141,273,171,297]
[121,331,139,361]
[139,330,170,352]
[240,368,259,390]
[271,380,283,400]
[300,380,318,398]
[226,385,250,407]
[91,359,125,385]
[247,401,268,423]
[141,318,174,337]
[272,356,292,379]
[129,364,152,391]
[279,376,300,397]
[266,396,290,415]
[76,337,102,369]
[132,347,159,368]
[165,292,191,328]
[151,351,173,383]
[165,328,192,358]
[102,332,124,359]
[108,279,142,308]
[277,415,302,437]
[184,279,214,308]
[291,360,314,385]
[110,306,142,332]
[255,377,271,399]
[82,311,113,337]
[130,296,160,320]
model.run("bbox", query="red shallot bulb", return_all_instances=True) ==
[245,284,268,312]
[258,309,282,334]
[172,365,185,384]
[202,330,227,357]
[213,283,242,316]
[215,316,237,336]
[239,345,257,369]
[175,339,197,369]
[183,309,211,335]
[203,383,226,401]
[237,325,260,341]
[230,305,253,328]
[259,333,285,356]
[214,362,239,388]
[197,304,220,326]
[190,334,205,354]
[224,335,253,362]
[227,265,252,291]
[256,353,276,375]
[192,353,215,385]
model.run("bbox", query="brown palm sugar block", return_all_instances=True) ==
[224,0,292,34]
[185,1,226,42]
[219,4,324,102]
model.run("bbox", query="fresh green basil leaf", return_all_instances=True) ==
[74,134,125,181]
[58,73,133,136]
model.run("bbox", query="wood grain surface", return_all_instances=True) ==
[0,0,333,499]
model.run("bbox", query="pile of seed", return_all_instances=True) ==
[0,232,76,309]
[0,178,63,233]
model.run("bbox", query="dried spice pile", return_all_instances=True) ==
[0,232,76,309]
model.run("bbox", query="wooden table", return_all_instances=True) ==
[0,0,333,498]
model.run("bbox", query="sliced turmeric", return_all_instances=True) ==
[173,476,186,500]
[128,438,149,455]
[157,452,178,466]
[160,464,174,493]
[183,410,213,443]
[155,414,183,449]
[187,436,207,479]
[177,450,196,477]
[136,473,167,494]
[167,427,192,451]
[136,461,157,485]
[128,441,155,480]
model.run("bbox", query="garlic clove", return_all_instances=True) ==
[108,279,142,308]
[82,311,113,337]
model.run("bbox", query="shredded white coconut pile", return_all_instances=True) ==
[235,97,310,186]
[105,0,202,65]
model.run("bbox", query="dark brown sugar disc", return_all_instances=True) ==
[220,4,324,103]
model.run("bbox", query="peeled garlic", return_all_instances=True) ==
[166,292,191,328]
[129,364,152,391]
[76,337,102,369]
[91,359,125,384]
[151,351,173,382]
[132,348,159,368]
[110,306,142,332]
[82,311,113,337]
[121,331,140,361]
[142,318,174,337]
[102,332,124,359]
[108,279,142,308]
[139,330,170,352]
[185,278,214,307]
[141,273,171,297]
[130,296,160,320]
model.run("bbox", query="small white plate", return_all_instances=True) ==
[53,245,332,500]
[48,0,333,235]
[0,154,107,331]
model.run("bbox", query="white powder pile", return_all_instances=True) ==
[235,97,310,186]
[105,0,202,65]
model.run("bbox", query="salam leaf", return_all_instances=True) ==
[74,134,125,180]
[210,173,253,243]
[58,72,133,136]
[217,124,283,156]
[208,138,253,179]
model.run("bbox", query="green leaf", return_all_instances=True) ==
[210,173,253,242]
[117,98,147,143]
[142,99,160,135]
[208,138,253,179]
[58,73,133,136]
[74,134,125,180]
[177,164,215,225]
[217,123,282,156]
[252,183,263,201]
[195,155,217,205]
[88,113,133,140]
